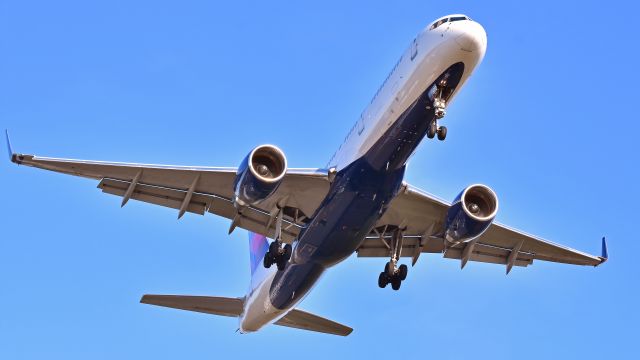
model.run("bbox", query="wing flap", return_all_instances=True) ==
[99,178,209,215]
[357,236,444,257]
[357,237,533,267]
[98,178,300,242]
[275,308,353,336]
[478,224,603,266]
[443,243,534,267]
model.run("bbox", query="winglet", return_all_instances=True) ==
[5,129,13,162]
[5,129,22,164]
[598,237,608,265]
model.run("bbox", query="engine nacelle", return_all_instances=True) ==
[444,184,499,244]
[233,145,287,209]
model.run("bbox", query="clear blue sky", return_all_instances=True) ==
[1,1,637,359]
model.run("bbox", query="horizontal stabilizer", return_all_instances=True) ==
[276,308,353,336]
[140,294,352,336]
[141,295,243,318]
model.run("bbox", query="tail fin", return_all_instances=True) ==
[248,232,269,276]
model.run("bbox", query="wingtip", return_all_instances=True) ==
[5,129,13,162]
[599,237,608,264]
[5,129,23,164]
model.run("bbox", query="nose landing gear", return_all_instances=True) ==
[427,120,447,141]
[426,85,448,141]
[434,97,446,120]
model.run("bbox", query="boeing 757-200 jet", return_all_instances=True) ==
[7,14,607,336]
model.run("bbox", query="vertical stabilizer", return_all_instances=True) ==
[248,232,269,276]
[248,232,272,291]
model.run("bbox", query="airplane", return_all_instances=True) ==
[6,14,608,337]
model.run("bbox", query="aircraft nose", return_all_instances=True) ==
[455,21,487,53]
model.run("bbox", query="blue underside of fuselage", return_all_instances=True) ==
[269,62,465,310]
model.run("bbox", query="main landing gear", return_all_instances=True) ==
[377,228,409,291]
[378,262,408,291]
[263,205,291,271]
[264,241,292,271]
[426,85,448,141]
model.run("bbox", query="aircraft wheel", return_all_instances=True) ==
[276,258,287,271]
[391,277,402,291]
[378,272,388,288]
[263,253,273,269]
[384,261,395,277]
[398,264,408,281]
[283,244,292,260]
[269,241,279,255]
[437,126,447,141]
[427,121,437,139]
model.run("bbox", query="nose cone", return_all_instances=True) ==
[455,21,487,54]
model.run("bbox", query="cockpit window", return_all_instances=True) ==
[429,18,448,30]
[430,16,470,30]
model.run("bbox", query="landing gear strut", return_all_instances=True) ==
[426,85,448,141]
[263,205,291,271]
[378,228,409,291]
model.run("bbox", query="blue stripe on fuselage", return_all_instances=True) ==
[268,62,465,310]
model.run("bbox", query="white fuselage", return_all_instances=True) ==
[239,15,487,334]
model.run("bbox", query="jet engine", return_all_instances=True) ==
[233,144,287,209]
[444,184,498,244]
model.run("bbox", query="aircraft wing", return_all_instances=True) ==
[10,152,330,243]
[359,183,607,272]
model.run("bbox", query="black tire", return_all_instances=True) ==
[283,244,293,260]
[378,272,388,288]
[437,126,447,141]
[427,121,437,139]
[384,261,394,277]
[263,254,272,268]
[391,277,401,291]
[399,264,408,281]
[269,241,279,254]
